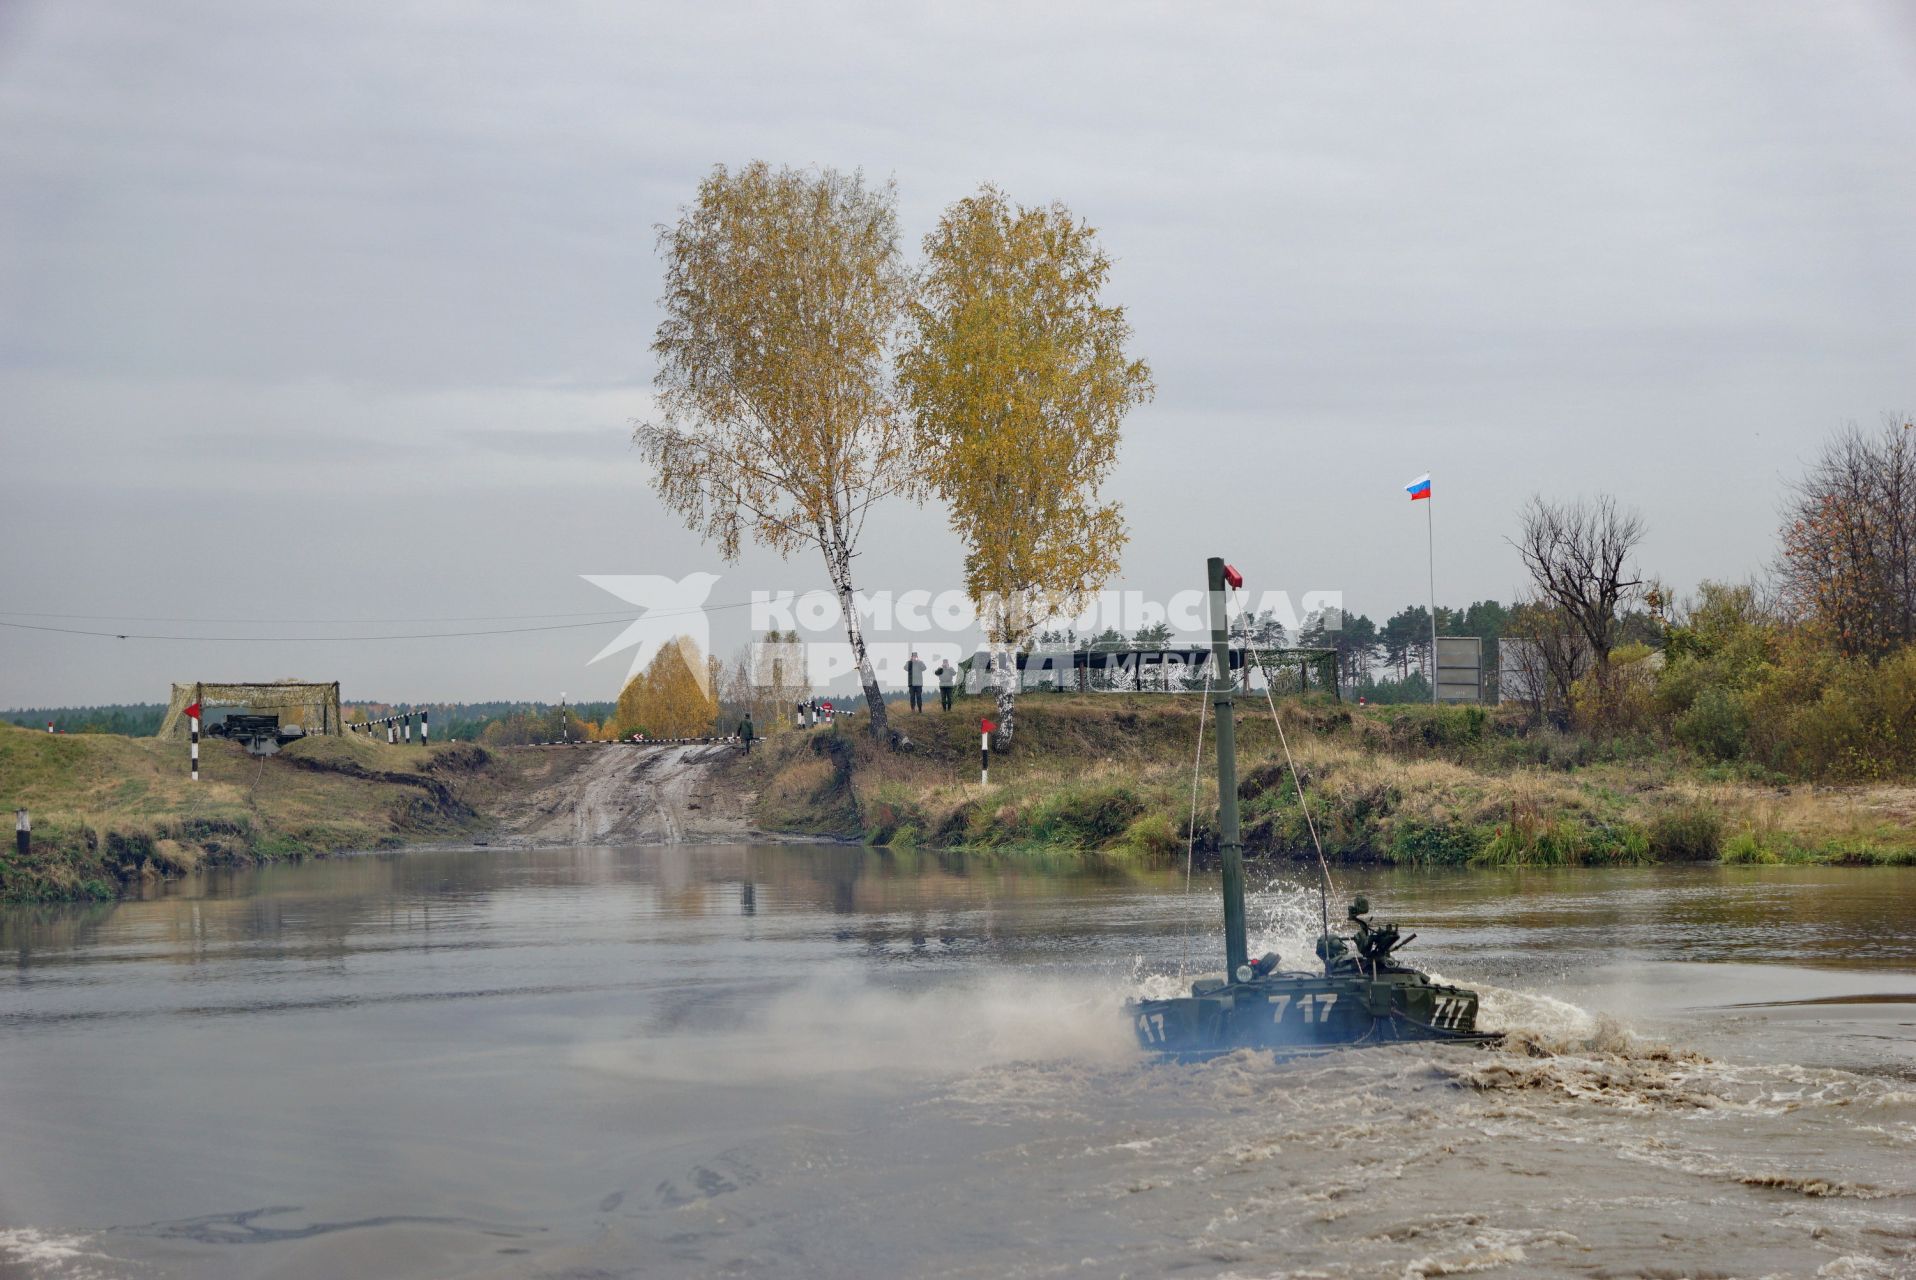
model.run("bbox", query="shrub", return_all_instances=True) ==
[1474,803,1566,865]
[1648,805,1722,861]
[1674,686,1750,762]
[1386,818,1483,866]
[931,799,981,848]
[1111,811,1181,860]
[1027,784,1145,848]
[1754,647,1916,780]
[863,793,927,845]
[1721,831,1780,864]
[1374,705,1493,751]
[1583,823,1651,864]
[1537,732,1593,771]
[1571,644,1659,738]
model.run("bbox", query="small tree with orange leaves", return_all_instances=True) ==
[1777,416,1916,660]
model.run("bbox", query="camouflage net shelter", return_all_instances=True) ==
[158,681,343,740]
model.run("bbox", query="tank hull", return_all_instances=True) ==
[1127,971,1501,1059]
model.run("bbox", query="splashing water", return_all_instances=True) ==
[574,973,1141,1086]
[0,1228,115,1279]
[1248,876,1337,967]
[1139,876,1334,996]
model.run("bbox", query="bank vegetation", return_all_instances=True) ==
[0,725,502,901]
[746,693,1916,869]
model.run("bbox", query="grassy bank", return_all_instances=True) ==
[0,723,503,901]
[745,694,1916,869]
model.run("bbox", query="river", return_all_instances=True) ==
[0,846,1911,1279]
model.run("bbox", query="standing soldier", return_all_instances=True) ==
[936,658,957,711]
[906,652,926,713]
[737,712,755,754]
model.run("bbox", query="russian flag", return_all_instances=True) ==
[1405,473,1431,501]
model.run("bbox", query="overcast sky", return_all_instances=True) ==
[2,1,1912,707]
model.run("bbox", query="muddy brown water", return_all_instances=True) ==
[0,848,1911,1279]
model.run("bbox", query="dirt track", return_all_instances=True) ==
[494,743,766,846]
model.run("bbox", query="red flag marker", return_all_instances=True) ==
[1222,564,1243,589]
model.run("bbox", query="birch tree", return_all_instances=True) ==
[900,186,1152,745]
[637,163,916,737]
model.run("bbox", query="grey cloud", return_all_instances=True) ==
[458,428,629,459]
[1,0,1911,704]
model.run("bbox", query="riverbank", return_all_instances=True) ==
[0,722,502,901]
[745,694,1916,868]
[7,696,1911,902]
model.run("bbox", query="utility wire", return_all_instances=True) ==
[1177,665,1212,983]
[0,599,761,643]
[1241,627,1339,959]
[0,607,659,624]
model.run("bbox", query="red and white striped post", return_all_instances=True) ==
[980,717,996,785]
[186,700,202,782]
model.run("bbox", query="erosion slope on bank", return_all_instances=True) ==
[0,723,502,900]
[746,695,1916,867]
[492,742,772,846]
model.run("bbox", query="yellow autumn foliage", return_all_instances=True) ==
[614,636,718,738]
[900,184,1152,741]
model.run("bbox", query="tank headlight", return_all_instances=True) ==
[1235,964,1254,983]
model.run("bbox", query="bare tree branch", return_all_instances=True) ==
[1509,493,1647,666]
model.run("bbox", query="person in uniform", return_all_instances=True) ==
[906,652,926,713]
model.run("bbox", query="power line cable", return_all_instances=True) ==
[0,607,652,624]
[0,599,762,643]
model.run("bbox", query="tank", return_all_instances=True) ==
[1126,558,1500,1059]
[1129,895,1499,1056]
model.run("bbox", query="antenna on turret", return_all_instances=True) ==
[1205,556,1249,981]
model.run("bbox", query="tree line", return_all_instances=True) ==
[606,417,1912,767]
[1500,417,1916,779]
[1,704,167,736]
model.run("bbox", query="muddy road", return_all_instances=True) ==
[493,743,771,846]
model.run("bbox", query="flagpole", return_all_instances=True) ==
[1426,481,1437,705]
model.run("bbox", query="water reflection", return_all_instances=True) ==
[6,849,1911,974]
[0,847,1911,1280]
